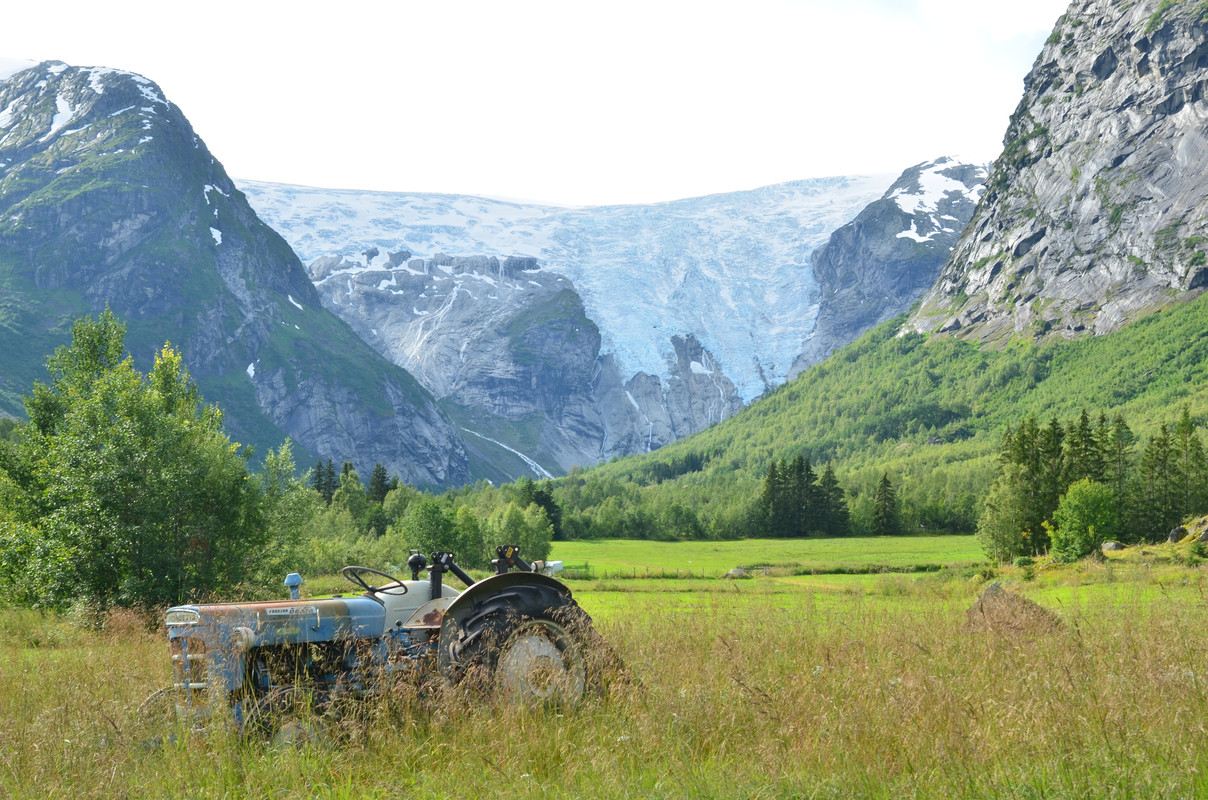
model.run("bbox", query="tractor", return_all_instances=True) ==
[143,545,609,743]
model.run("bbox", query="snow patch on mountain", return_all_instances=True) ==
[240,176,895,401]
[890,157,986,244]
[40,95,76,142]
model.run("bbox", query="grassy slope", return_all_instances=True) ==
[554,292,1208,534]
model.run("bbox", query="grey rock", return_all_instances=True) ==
[1101,541,1125,551]
[964,582,1062,634]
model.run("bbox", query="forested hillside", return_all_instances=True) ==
[545,292,1208,542]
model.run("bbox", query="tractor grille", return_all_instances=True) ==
[171,637,209,699]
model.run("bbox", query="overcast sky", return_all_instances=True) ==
[3,0,1070,206]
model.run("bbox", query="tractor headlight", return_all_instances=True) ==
[166,609,200,626]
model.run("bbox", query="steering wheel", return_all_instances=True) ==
[340,566,409,596]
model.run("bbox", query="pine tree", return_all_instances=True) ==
[788,454,816,537]
[872,473,900,536]
[310,460,325,497]
[815,464,849,536]
[1101,414,1134,510]
[322,458,336,505]
[1066,409,1105,485]
[759,460,780,537]
[1136,423,1177,541]
[1173,406,1207,521]
[367,462,390,505]
[999,418,1047,545]
[1037,417,1066,533]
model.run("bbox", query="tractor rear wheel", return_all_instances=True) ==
[438,584,596,707]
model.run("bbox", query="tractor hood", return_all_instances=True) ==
[165,596,386,650]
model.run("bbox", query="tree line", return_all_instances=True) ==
[977,407,1208,561]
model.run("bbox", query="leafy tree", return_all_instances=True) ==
[453,505,489,568]
[487,502,553,562]
[976,464,1033,561]
[871,473,900,536]
[248,441,322,587]
[0,310,263,610]
[659,502,704,540]
[401,497,456,556]
[1050,478,1119,561]
[331,469,369,530]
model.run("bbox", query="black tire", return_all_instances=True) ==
[244,687,331,748]
[438,584,609,707]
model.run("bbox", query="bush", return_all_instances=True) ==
[1051,479,1119,562]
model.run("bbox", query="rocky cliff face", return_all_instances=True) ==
[310,250,742,475]
[908,0,1208,343]
[791,158,985,374]
[0,61,468,487]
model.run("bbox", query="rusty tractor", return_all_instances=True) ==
[143,546,608,743]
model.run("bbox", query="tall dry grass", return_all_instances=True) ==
[1,583,1207,798]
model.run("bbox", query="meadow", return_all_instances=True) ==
[2,537,1208,799]
[549,535,986,578]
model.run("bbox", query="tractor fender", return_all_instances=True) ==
[441,571,572,630]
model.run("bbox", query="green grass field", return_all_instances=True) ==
[4,536,1208,798]
[549,536,986,578]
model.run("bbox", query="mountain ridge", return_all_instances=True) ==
[0,60,470,487]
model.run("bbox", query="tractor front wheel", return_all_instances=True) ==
[245,688,330,748]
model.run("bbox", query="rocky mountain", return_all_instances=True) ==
[790,157,986,375]
[908,0,1208,343]
[0,60,468,487]
[242,164,982,473]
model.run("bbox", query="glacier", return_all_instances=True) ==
[239,175,895,402]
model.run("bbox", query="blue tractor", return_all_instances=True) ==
[144,546,609,743]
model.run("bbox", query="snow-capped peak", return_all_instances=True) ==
[891,157,986,217]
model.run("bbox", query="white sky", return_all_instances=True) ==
[2,0,1070,206]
